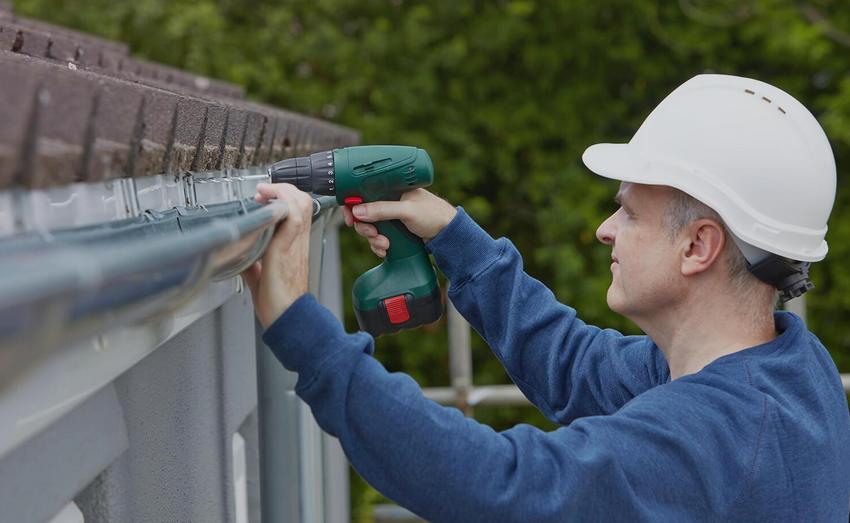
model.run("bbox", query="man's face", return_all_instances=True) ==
[595,182,683,321]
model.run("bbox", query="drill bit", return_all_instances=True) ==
[235,173,272,182]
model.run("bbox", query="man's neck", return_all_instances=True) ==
[638,291,777,380]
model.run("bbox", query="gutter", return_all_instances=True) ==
[0,193,287,389]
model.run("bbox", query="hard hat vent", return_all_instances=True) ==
[744,88,787,115]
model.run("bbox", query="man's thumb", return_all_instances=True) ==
[352,201,406,223]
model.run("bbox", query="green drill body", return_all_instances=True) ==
[269,145,442,336]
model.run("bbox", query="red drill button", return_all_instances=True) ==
[344,196,364,222]
[384,295,410,324]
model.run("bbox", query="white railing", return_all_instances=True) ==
[423,295,850,410]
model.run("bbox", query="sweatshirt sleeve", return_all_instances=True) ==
[262,296,755,522]
[425,208,668,423]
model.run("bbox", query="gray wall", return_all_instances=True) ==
[75,294,257,522]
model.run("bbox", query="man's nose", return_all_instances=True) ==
[596,213,616,246]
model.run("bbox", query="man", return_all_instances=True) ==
[243,74,850,521]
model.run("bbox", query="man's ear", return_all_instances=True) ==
[680,219,726,276]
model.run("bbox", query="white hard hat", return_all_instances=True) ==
[582,74,836,263]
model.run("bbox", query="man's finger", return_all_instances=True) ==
[256,182,301,203]
[354,222,378,238]
[255,183,281,204]
[255,183,314,228]
[373,235,390,250]
[342,206,354,227]
[352,200,408,223]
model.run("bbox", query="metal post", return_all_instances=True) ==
[255,212,330,523]
[784,295,807,325]
[255,329,302,523]
[447,300,473,416]
[317,210,351,523]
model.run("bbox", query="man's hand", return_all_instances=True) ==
[342,188,456,258]
[242,183,314,329]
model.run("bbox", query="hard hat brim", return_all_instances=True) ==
[582,143,663,186]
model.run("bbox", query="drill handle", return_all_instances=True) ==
[374,219,425,261]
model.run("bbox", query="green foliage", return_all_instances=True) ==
[14,0,850,516]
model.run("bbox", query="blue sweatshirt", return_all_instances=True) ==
[263,208,850,522]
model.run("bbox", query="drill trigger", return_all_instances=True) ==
[344,196,364,222]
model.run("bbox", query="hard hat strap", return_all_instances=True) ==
[746,256,814,304]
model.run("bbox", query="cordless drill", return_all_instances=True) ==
[268,145,442,337]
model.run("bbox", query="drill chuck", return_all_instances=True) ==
[268,151,336,196]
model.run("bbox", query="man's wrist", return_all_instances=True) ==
[425,207,505,286]
[438,204,458,238]
[262,293,374,380]
[262,292,311,330]
[425,205,465,250]
[261,289,307,329]
[423,201,458,242]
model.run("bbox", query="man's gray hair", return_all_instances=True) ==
[663,189,764,294]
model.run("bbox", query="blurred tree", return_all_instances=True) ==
[13,0,850,518]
